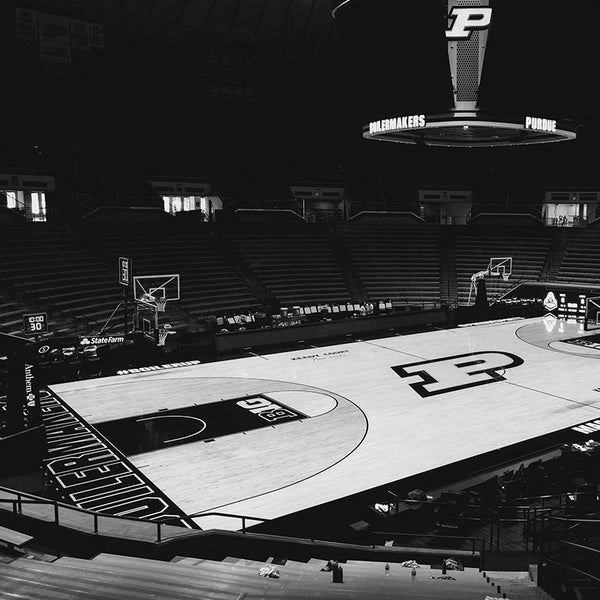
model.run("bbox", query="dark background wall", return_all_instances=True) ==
[8,0,600,211]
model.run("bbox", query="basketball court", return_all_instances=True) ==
[46,315,600,531]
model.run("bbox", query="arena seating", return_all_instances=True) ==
[0,221,567,340]
[342,224,441,307]
[0,552,547,600]
[0,292,28,335]
[554,227,600,286]
[0,224,121,333]
[376,439,600,557]
[225,227,352,306]
[454,228,554,305]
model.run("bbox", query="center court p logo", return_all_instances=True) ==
[392,351,524,398]
[446,6,492,40]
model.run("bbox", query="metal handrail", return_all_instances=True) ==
[373,530,485,549]
[0,484,591,553]
[516,491,588,503]
[377,494,575,554]
[382,493,574,512]
[540,557,600,584]
[550,516,600,524]
[557,539,600,556]
[384,497,530,509]
[0,494,173,542]
[372,530,486,567]
[0,486,474,562]
[187,511,268,534]
[0,486,283,542]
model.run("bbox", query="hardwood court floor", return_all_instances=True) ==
[50,316,600,530]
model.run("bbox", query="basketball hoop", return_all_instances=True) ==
[155,297,167,312]
[139,292,154,304]
[489,258,512,283]
[157,323,173,346]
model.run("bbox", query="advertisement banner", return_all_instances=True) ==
[6,358,41,433]
[70,19,91,52]
[16,8,38,41]
[38,12,71,64]
[89,22,105,49]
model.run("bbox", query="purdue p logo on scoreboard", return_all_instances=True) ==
[393,351,523,398]
[446,6,492,40]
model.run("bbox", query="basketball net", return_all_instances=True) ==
[502,274,509,282]
[157,324,173,346]
[155,297,167,312]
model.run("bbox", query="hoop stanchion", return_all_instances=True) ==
[132,273,180,345]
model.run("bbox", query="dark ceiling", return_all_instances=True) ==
[10,1,600,189]
[18,0,340,65]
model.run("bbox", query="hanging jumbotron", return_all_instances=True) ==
[333,0,583,147]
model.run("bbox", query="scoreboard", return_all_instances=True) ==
[555,291,587,321]
[118,256,132,287]
[510,283,595,324]
[22,313,48,335]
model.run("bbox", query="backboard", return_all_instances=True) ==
[133,274,179,346]
[584,296,600,331]
[489,257,512,281]
[134,274,180,305]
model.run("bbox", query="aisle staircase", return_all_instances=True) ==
[439,227,457,305]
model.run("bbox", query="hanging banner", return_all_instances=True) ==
[16,8,38,42]
[89,22,105,49]
[70,19,91,52]
[38,12,71,64]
